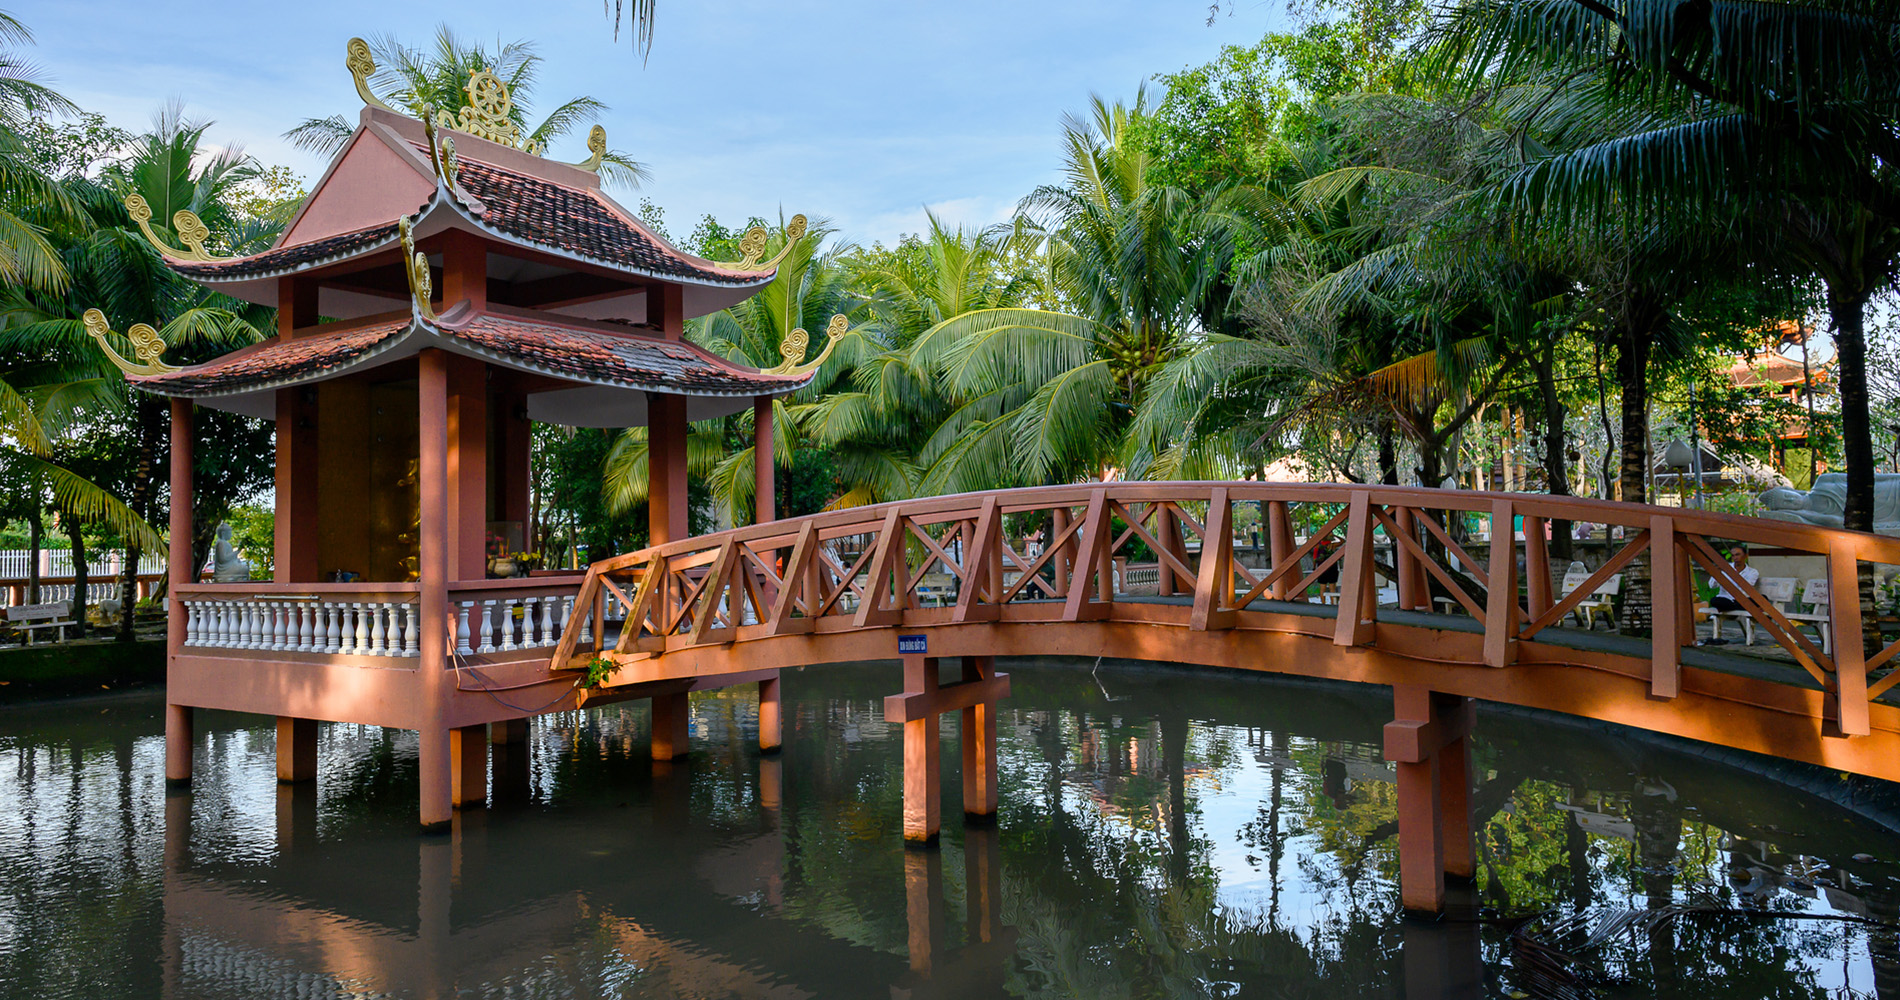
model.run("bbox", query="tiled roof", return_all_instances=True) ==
[444,313,806,395]
[167,223,401,279]
[448,156,762,286]
[129,318,410,395]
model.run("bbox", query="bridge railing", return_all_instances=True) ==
[550,483,1900,738]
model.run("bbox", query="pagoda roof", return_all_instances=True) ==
[128,303,813,427]
[157,108,776,320]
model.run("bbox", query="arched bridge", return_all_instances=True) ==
[547,483,1900,909]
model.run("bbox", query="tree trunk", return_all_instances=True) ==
[121,395,163,641]
[26,501,40,605]
[118,544,140,642]
[63,512,87,638]
[1533,345,1574,563]
[1377,416,1399,486]
[1617,311,1656,633]
[1828,286,1882,654]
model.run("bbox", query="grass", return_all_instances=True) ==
[0,637,165,704]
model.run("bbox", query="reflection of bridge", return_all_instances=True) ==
[544,482,1900,913]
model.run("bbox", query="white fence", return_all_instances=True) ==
[0,549,166,581]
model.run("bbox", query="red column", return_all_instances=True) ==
[275,717,316,783]
[648,393,689,545]
[273,388,319,582]
[417,349,453,831]
[651,690,691,760]
[438,229,488,311]
[446,357,487,581]
[450,724,487,807]
[166,398,193,786]
[754,395,774,525]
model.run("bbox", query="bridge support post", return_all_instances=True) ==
[1383,685,1476,915]
[275,716,317,783]
[759,674,782,753]
[961,656,998,822]
[902,655,942,845]
[651,692,691,760]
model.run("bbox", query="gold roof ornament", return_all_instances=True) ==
[573,124,607,172]
[83,309,178,376]
[769,314,847,377]
[714,215,808,272]
[399,215,436,322]
[434,70,545,156]
[125,194,227,262]
[346,37,400,114]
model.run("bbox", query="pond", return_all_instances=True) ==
[1,658,1895,998]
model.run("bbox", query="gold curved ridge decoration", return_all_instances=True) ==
[124,194,227,262]
[432,69,545,156]
[347,37,399,114]
[400,215,436,322]
[83,309,178,376]
[573,124,607,172]
[769,313,847,377]
[713,214,808,272]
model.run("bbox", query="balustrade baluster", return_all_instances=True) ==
[560,596,573,644]
[456,602,473,655]
[405,603,420,656]
[540,597,555,647]
[236,601,252,648]
[477,601,495,653]
[369,602,388,655]
[324,603,341,653]
[269,603,286,651]
[578,596,592,646]
[207,602,222,646]
[298,603,315,652]
[499,598,520,651]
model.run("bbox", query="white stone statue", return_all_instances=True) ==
[1760,473,1900,535]
[212,523,252,582]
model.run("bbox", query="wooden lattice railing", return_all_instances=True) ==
[550,483,1900,737]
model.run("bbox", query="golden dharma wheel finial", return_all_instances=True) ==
[83,308,179,376]
[713,214,810,273]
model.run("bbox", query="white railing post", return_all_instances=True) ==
[499,598,520,651]
[540,597,555,647]
[477,600,496,653]
[456,602,473,655]
[405,603,420,657]
[369,602,388,656]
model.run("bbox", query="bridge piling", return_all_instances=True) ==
[1384,685,1477,915]
[960,656,999,822]
[759,676,782,753]
[651,692,691,760]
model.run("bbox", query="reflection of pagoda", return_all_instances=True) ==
[89,40,830,827]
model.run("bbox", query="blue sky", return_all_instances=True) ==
[21,1,1285,246]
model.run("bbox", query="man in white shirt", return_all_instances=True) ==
[1711,547,1759,614]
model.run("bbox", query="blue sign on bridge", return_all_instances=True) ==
[898,634,927,655]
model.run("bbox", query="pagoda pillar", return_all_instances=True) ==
[274,388,319,582]
[447,356,487,581]
[417,349,454,831]
[754,395,774,525]
[648,393,689,546]
[165,398,193,786]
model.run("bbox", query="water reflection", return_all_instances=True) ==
[1,660,1897,998]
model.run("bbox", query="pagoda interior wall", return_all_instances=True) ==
[314,378,420,582]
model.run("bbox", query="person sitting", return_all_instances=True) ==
[1702,546,1758,645]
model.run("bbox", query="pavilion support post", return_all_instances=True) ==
[1384,684,1476,915]
[273,388,319,582]
[651,691,691,760]
[446,356,488,581]
[961,655,998,822]
[490,718,528,745]
[648,392,689,546]
[759,674,783,753]
[275,717,317,783]
[902,654,942,845]
[754,396,775,525]
[450,724,487,808]
[417,349,453,832]
[165,398,194,787]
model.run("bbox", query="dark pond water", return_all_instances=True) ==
[2,658,1897,999]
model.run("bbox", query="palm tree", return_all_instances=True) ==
[910,92,1266,492]
[0,10,82,295]
[1428,0,1900,533]
[286,26,649,188]
[599,217,877,526]
[3,108,278,634]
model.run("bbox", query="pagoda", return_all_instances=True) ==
[88,39,835,829]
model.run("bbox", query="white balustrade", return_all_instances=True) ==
[456,602,473,655]
[178,595,421,656]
